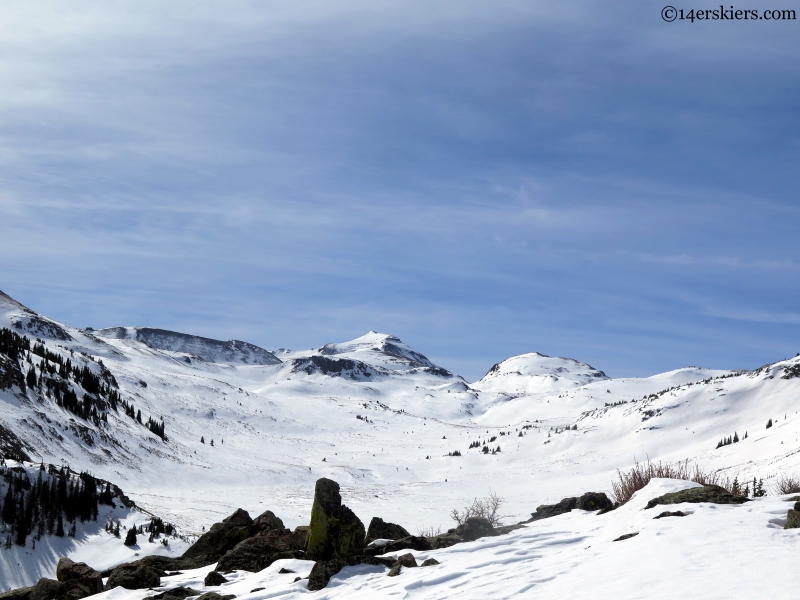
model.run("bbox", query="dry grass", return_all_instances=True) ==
[611,458,742,504]
[774,473,800,495]
[450,490,509,527]
[417,525,443,538]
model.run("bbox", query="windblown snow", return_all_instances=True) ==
[0,289,798,596]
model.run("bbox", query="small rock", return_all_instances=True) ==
[249,589,264,593]
[195,594,235,600]
[292,578,301,583]
[394,553,417,568]
[278,568,295,574]
[420,558,440,567]
[613,532,639,541]
[387,565,402,577]
[203,572,227,586]
[654,511,687,519]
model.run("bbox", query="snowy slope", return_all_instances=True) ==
[55,479,800,599]
[1,289,799,590]
[94,328,281,366]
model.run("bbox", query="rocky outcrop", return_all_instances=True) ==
[455,517,497,542]
[644,485,749,509]
[365,517,411,544]
[55,559,103,595]
[305,478,365,560]
[180,510,255,565]
[105,563,161,590]
[307,556,394,591]
[215,531,305,573]
[527,492,613,522]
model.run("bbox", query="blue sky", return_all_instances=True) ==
[1,0,798,380]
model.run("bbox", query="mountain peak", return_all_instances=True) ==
[474,351,608,392]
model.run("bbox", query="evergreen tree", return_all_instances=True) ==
[55,513,65,537]
[200,436,205,444]
[26,366,37,389]
[733,432,739,443]
[767,419,773,429]
[136,410,142,424]
[124,527,137,546]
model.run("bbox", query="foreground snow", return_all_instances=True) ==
[90,480,799,599]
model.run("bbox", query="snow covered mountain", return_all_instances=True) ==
[94,327,281,366]
[474,352,608,394]
[0,288,799,592]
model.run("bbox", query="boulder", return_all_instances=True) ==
[252,510,285,534]
[0,586,33,600]
[576,492,613,512]
[307,556,394,591]
[55,559,103,595]
[394,553,417,569]
[784,508,800,529]
[203,572,227,587]
[365,517,411,544]
[428,532,463,550]
[527,492,613,522]
[305,478,365,560]
[30,578,62,600]
[645,485,750,509]
[215,531,305,573]
[181,509,255,564]
[222,509,253,527]
[420,558,440,567]
[105,564,161,590]
[455,517,497,542]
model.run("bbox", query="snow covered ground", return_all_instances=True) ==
[88,479,800,599]
[1,289,799,592]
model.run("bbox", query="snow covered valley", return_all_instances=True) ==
[1,289,799,597]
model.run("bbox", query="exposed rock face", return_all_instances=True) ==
[215,531,305,573]
[365,517,411,544]
[252,510,284,533]
[455,517,497,542]
[307,556,394,591]
[527,492,613,522]
[203,572,227,587]
[105,564,161,590]
[30,579,62,600]
[55,559,103,595]
[644,485,749,509]
[305,478,365,560]
[181,509,255,564]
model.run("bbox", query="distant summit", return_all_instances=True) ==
[474,352,608,392]
[95,326,281,366]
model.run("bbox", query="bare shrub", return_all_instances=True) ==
[774,473,800,495]
[611,458,741,504]
[450,491,509,527]
[417,525,443,538]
